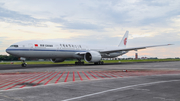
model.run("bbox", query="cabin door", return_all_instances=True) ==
[28,43,33,51]
[55,45,59,51]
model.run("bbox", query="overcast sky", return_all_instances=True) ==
[0,0,180,58]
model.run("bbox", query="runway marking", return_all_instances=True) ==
[117,71,127,77]
[153,97,175,101]
[103,72,117,78]
[73,71,75,82]
[20,72,50,88]
[106,71,117,77]
[62,79,180,101]
[0,70,180,91]
[98,72,111,78]
[0,73,38,86]
[0,73,33,84]
[0,73,42,89]
[82,71,90,80]
[64,71,70,82]
[111,72,123,77]
[55,71,65,84]
[6,72,47,90]
[90,71,104,79]
[44,72,61,85]
[33,72,56,87]
[87,71,97,79]
[77,71,83,81]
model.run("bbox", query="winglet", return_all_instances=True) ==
[118,31,129,48]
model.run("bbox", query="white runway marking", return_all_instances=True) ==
[62,79,180,101]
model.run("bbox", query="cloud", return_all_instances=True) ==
[0,5,45,26]
[0,0,180,58]
[0,37,10,55]
[51,18,103,30]
[1,0,180,29]
[62,22,103,30]
[0,50,6,54]
[128,32,180,47]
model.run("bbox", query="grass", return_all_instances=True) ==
[103,59,180,63]
[0,59,180,65]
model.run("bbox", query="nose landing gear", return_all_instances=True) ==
[20,57,27,67]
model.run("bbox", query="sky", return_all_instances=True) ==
[0,0,180,58]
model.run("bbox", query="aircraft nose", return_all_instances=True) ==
[6,48,10,54]
[6,48,12,54]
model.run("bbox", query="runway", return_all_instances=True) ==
[0,61,180,101]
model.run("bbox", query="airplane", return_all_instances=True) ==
[6,31,172,67]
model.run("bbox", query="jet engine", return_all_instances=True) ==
[50,58,65,63]
[84,51,102,63]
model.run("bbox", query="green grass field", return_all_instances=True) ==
[0,59,180,65]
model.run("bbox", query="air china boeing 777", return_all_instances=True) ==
[6,31,171,67]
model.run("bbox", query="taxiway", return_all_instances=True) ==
[0,61,180,101]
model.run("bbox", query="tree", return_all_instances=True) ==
[0,55,19,61]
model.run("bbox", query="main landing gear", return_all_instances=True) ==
[75,59,84,65]
[94,61,104,65]
[21,60,27,67]
[75,59,104,65]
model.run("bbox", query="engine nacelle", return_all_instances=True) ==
[50,58,65,63]
[84,51,102,63]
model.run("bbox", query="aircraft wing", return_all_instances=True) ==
[99,44,173,53]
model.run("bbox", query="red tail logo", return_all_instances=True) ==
[124,38,127,45]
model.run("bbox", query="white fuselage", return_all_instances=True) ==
[6,40,127,60]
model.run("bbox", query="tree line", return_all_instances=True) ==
[0,55,19,61]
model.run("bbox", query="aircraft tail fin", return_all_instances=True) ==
[118,31,129,48]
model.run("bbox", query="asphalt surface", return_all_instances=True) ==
[0,61,180,101]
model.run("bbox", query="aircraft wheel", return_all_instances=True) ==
[94,61,104,65]
[21,63,27,67]
[81,62,84,65]
[94,62,98,65]
[75,62,84,65]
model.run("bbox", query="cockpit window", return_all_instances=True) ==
[10,45,18,47]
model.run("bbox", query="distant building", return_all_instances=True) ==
[141,57,147,59]
[135,53,138,59]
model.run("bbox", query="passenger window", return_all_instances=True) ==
[10,45,18,47]
[69,44,71,47]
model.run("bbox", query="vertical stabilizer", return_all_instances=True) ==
[118,31,129,48]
